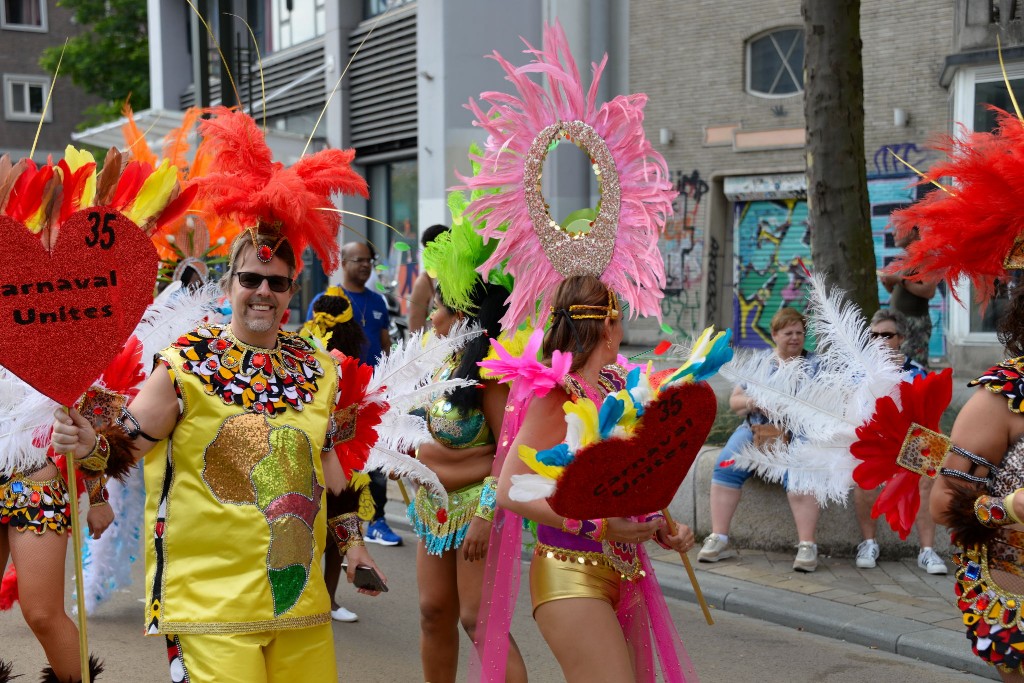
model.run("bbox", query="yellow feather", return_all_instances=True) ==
[125,159,177,226]
[517,445,563,480]
[63,145,97,210]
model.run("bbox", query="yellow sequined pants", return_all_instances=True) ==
[170,622,337,683]
[530,545,621,615]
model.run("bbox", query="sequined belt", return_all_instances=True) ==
[0,472,71,535]
[409,480,485,555]
[533,541,647,581]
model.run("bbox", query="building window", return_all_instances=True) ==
[3,75,50,122]
[746,28,804,97]
[2,0,46,31]
[948,61,1024,341]
[271,0,325,52]
[364,0,413,19]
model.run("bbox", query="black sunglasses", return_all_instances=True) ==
[234,271,293,293]
[869,331,898,340]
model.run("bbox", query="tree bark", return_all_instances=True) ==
[802,0,878,316]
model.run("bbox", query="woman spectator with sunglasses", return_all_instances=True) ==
[852,308,947,574]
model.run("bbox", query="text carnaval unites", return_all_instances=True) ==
[3,270,119,324]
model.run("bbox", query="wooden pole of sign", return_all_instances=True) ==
[661,508,714,626]
[60,413,92,683]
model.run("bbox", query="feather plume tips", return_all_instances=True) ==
[195,109,368,274]
[889,108,1024,303]
[458,21,674,329]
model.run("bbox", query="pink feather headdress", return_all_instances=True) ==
[458,22,676,329]
[195,108,368,274]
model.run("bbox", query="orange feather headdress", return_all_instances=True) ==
[194,109,369,274]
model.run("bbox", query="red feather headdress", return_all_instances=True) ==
[890,108,1024,303]
[194,109,369,274]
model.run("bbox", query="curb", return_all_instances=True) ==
[650,559,997,680]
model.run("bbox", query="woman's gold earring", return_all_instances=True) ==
[606,338,612,350]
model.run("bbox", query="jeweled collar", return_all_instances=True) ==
[174,324,324,416]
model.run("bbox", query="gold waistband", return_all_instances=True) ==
[534,542,611,568]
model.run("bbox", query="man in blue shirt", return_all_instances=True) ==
[338,242,402,546]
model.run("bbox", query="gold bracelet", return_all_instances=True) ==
[76,434,110,473]
[474,476,498,522]
[328,512,365,555]
[1006,489,1024,525]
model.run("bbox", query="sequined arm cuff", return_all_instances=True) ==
[328,512,364,556]
[75,434,110,473]
[475,476,498,522]
[322,415,338,452]
[84,474,109,508]
[561,517,607,542]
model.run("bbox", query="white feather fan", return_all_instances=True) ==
[0,368,57,476]
[360,321,485,507]
[720,273,904,505]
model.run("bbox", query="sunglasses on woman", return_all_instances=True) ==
[234,271,294,293]
[869,331,897,340]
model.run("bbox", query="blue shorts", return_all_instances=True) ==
[711,423,792,491]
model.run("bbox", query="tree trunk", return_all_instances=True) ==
[802,0,878,316]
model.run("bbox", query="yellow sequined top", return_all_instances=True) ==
[143,325,338,635]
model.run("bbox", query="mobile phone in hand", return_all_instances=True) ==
[353,565,388,592]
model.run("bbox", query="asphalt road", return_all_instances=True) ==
[0,532,991,682]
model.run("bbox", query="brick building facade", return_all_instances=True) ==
[631,0,1014,373]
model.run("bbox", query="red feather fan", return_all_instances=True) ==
[194,109,368,274]
[850,369,953,539]
[890,108,1024,303]
[330,351,387,479]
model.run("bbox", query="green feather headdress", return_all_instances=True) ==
[422,144,513,313]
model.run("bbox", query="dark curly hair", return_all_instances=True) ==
[998,276,1024,357]
[312,293,368,359]
[443,282,509,414]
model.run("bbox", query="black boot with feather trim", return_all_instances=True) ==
[39,655,103,683]
[0,658,20,682]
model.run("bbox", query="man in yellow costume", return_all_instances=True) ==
[51,110,383,682]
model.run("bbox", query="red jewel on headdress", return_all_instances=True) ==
[257,244,274,263]
[436,508,448,524]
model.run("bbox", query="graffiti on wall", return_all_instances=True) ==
[660,169,708,334]
[870,143,933,178]
[732,199,811,349]
[868,176,945,359]
[705,237,720,326]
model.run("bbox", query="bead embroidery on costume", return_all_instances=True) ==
[970,358,1024,414]
[955,545,1024,674]
[174,324,323,416]
[0,472,70,535]
[409,480,486,556]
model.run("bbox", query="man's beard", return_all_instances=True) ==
[244,316,275,333]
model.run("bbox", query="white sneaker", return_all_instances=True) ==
[917,548,948,575]
[793,542,818,572]
[855,540,879,569]
[330,606,359,622]
[697,533,736,562]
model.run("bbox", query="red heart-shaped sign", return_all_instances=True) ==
[549,382,717,519]
[0,209,156,405]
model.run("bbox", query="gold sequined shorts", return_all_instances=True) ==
[529,543,620,614]
[0,470,71,535]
